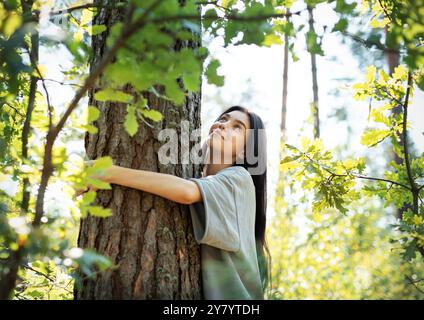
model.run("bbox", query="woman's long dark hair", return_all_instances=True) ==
[215,105,271,293]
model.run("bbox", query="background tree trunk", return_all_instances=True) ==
[308,5,320,139]
[280,9,289,143]
[385,26,404,221]
[75,1,202,299]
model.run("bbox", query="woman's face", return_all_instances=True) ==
[206,110,251,164]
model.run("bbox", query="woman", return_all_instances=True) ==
[76,106,270,299]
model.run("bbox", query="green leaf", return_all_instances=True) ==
[224,20,239,46]
[88,205,112,218]
[75,249,113,277]
[280,155,301,163]
[202,8,219,30]
[334,0,357,14]
[92,156,113,170]
[360,129,391,147]
[262,34,283,47]
[82,190,96,204]
[164,80,185,105]
[85,124,98,134]
[2,12,21,37]
[417,74,424,91]
[104,61,136,87]
[306,31,324,56]
[182,73,200,92]
[205,59,224,87]
[94,89,133,103]
[124,106,138,137]
[403,239,418,261]
[332,18,348,33]
[140,109,163,122]
[176,30,195,41]
[392,65,408,81]
[26,290,44,299]
[86,177,112,190]
[88,24,107,36]
[87,106,100,122]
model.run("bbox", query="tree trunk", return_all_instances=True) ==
[308,6,320,139]
[277,10,290,200]
[385,26,404,221]
[75,1,202,299]
[280,9,289,144]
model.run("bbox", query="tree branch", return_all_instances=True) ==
[2,102,24,117]
[406,275,424,294]
[377,0,392,22]
[43,78,83,88]
[147,11,302,26]
[195,0,232,13]
[21,264,73,294]
[47,2,126,17]
[289,145,411,190]
[402,72,418,213]
[340,31,398,53]
[35,66,54,130]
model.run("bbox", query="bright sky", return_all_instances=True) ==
[1,1,423,224]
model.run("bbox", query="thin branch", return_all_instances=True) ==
[196,0,232,13]
[340,31,400,53]
[22,263,55,283]
[22,44,54,130]
[43,78,83,88]
[47,3,126,17]
[2,102,25,117]
[380,87,405,107]
[147,11,302,26]
[402,72,414,188]
[406,275,424,294]
[352,174,410,190]
[35,67,54,130]
[377,0,392,22]
[137,112,154,128]
[402,72,418,212]
[289,146,411,190]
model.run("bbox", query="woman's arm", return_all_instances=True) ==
[93,164,202,205]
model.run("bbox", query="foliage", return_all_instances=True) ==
[268,184,424,299]
[273,0,424,298]
[1,0,423,299]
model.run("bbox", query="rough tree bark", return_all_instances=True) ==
[75,1,202,299]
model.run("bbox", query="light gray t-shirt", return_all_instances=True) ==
[188,165,264,300]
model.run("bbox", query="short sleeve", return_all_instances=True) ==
[188,168,243,252]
